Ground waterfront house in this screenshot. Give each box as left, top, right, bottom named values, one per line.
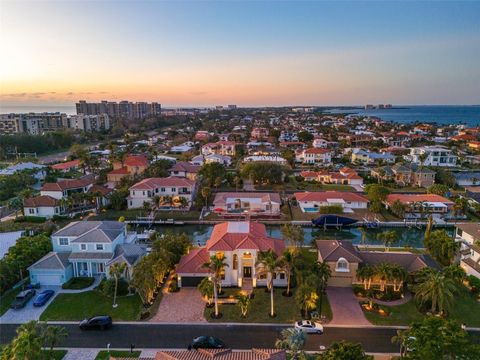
left=176, top=221, right=286, bottom=288
left=28, top=221, right=144, bottom=285
left=455, top=223, right=480, bottom=279
left=295, top=191, right=369, bottom=213
left=212, top=192, right=281, bottom=217
left=404, top=146, right=457, bottom=167
left=371, top=164, right=436, bottom=188
left=384, top=194, right=454, bottom=219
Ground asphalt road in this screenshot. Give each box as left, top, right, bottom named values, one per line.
left=0, top=323, right=401, bottom=353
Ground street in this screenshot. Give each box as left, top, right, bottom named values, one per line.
left=0, top=323, right=401, bottom=353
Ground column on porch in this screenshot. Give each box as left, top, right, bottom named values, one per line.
left=88, top=262, right=92, bottom=277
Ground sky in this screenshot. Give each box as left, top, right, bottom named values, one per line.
left=0, top=0, right=479, bottom=108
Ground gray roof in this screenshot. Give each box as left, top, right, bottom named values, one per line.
left=28, top=252, right=71, bottom=270
left=452, top=172, right=480, bottom=181
left=359, top=251, right=440, bottom=273
left=53, top=221, right=124, bottom=243
left=316, top=240, right=363, bottom=263
left=69, top=252, right=113, bottom=260
left=107, top=243, right=147, bottom=266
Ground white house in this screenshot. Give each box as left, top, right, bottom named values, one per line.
left=201, top=141, right=236, bottom=156
left=213, top=192, right=281, bottom=217
left=351, top=148, right=395, bottom=165
left=128, top=177, right=197, bottom=209
left=295, top=191, right=369, bottom=213
left=243, top=155, right=287, bottom=165
left=404, top=146, right=458, bottom=167
left=191, top=154, right=232, bottom=166
left=176, top=221, right=287, bottom=288
left=170, top=142, right=194, bottom=153
left=295, top=148, right=332, bottom=165
left=455, top=223, right=480, bottom=279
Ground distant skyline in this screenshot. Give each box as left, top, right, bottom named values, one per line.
left=1, top=1, right=479, bottom=107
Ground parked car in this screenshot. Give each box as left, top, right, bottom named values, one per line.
left=79, top=316, right=112, bottom=330
left=294, top=320, right=324, bottom=334
left=189, top=336, right=225, bottom=349
left=33, top=290, right=55, bottom=307
left=10, top=289, right=36, bottom=309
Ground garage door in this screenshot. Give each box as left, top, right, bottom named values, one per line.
left=36, top=274, right=62, bottom=286
left=180, top=276, right=204, bottom=287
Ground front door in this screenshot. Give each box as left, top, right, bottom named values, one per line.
left=243, top=266, right=252, bottom=278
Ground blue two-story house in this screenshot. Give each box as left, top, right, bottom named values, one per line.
left=28, top=221, right=145, bottom=286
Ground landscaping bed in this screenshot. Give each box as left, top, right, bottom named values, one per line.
left=95, top=350, right=141, bottom=360
left=39, top=290, right=143, bottom=321
left=62, top=277, right=94, bottom=290
left=353, top=284, right=404, bottom=302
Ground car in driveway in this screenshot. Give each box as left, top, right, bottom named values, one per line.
left=189, top=336, right=225, bottom=349
left=10, top=289, right=36, bottom=309
left=294, top=320, right=324, bottom=334
left=79, top=316, right=112, bottom=330
left=33, top=290, right=55, bottom=307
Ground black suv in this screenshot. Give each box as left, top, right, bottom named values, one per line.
left=189, top=336, right=225, bottom=350
left=79, top=316, right=113, bottom=330
left=10, top=289, right=36, bottom=309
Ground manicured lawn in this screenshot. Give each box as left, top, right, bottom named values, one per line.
left=40, top=349, right=68, bottom=360
left=363, top=286, right=480, bottom=327
left=0, top=287, right=21, bottom=316
left=40, top=290, right=143, bottom=321
left=62, top=277, right=94, bottom=290
left=95, top=350, right=141, bottom=360
left=205, top=287, right=332, bottom=324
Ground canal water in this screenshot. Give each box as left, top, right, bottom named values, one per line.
left=132, top=224, right=454, bottom=249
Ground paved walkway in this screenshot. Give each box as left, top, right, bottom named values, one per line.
left=63, top=349, right=98, bottom=360
left=150, top=280, right=206, bottom=323
left=59, top=276, right=102, bottom=294
left=326, top=286, right=370, bottom=326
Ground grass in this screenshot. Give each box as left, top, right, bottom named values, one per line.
left=363, top=286, right=480, bottom=327
left=62, top=277, right=94, bottom=290
left=205, top=286, right=332, bottom=324
left=0, top=287, right=21, bottom=316
left=39, top=290, right=143, bottom=321
left=95, top=350, right=141, bottom=360
left=40, top=350, right=68, bottom=360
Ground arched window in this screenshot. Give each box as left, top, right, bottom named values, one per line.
left=233, top=254, right=238, bottom=270
left=336, top=257, right=349, bottom=272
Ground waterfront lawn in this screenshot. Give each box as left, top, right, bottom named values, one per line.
left=0, top=287, right=21, bottom=316
left=40, top=290, right=142, bottom=321
left=95, top=350, right=141, bottom=360
left=62, top=277, right=94, bottom=290
left=363, top=286, right=480, bottom=327
left=205, top=287, right=332, bottom=324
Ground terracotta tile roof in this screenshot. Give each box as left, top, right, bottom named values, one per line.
left=124, top=155, right=149, bottom=167
left=170, top=162, right=201, bottom=173
left=176, top=247, right=210, bottom=274
left=24, top=195, right=59, bottom=207
left=153, top=348, right=285, bottom=360
left=304, top=148, right=330, bottom=154
left=51, top=159, right=80, bottom=171
left=130, top=177, right=196, bottom=190
left=385, top=194, right=453, bottom=205
left=299, top=171, right=318, bottom=178
left=41, top=175, right=94, bottom=192
left=295, top=191, right=369, bottom=203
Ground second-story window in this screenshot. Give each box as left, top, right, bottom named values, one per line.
left=59, top=238, right=68, bottom=246
left=96, top=244, right=104, bottom=251
left=81, top=244, right=87, bottom=251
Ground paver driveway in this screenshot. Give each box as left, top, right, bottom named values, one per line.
left=326, top=286, right=370, bottom=326
left=0, top=286, right=60, bottom=324
left=150, top=288, right=206, bottom=323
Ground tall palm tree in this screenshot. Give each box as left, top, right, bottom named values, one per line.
left=357, top=265, right=376, bottom=290
left=42, top=325, right=68, bottom=355
left=202, top=254, right=229, bottom=318
left=279, top=250, right=296, bottom=296
left=109, top=262, right=127, bottom=308
left=295, top=284, right=318, bottom=318
left=256, top=250, right=281, bottom=317
left=390, top=264, right=407, bottom=292
left=414, top=270, right=457, bottom=314
left=197, top=277, right=214, bottom=307
left=375, top=263, right=393, bottom=292
left=377, top=230, right=397, bottom=251
left=11, top=321, right=42, bottom=360
left=314, top=260, right=331, bottom=317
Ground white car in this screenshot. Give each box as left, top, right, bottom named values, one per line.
left=294, top=320, right=324, bottom=334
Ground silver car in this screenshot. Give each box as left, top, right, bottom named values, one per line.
left=294, top=320, right=324, bottom=334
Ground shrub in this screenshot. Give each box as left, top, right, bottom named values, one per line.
left=14, top=216, right=46, bottom=223
left=62, top=277, right=94, bottom=290
left=467, top=275, right=480, bottom=294
left=319, top=204, right=343, bottom=214
left=99, top=278, right=129, bottom=297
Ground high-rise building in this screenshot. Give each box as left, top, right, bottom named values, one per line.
left=76, top=100, right=161, bottom=120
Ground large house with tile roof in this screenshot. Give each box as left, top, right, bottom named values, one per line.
left=384, top=193, right=454, bottom=219
left=176, top=221, right=286, bottom=288
left=28, top=221, right=144, bottom=285
left=316, top=239, right=439, bottom=287
left=295, top=147, right=332, bottom=165
left=299, top=167, right=363, bottom=186
left=107, top=155, right=149, bottom=184
left=113, top=348, right=286, bottom=360
left=295, top=191, right=369, bottom=213
left=169, top=161, right=201, bottom=181
left=212, top=192, right=281, bottom=217
left=127, top=176, right=197, bottom=209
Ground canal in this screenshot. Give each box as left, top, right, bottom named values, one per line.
left=131, top=224, right=454, bottom=249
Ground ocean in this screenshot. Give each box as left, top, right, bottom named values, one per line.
left=324, top=105, right=480, bottom=127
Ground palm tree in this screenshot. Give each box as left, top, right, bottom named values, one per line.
left=11, top=321, right=42, bottom=360
left=375, top=263, right=393, bottom=292
left=202, top=254, right=229, bottom=318
left=357, top=265, right=376, bottom=290
left=237, top=293, right=250, bottom=318
left=197, top=277, right=214, bottom=307
left=109, top=262, right=127, bottom=308
left=390, top=264, right=407, bottom=292
left=201, top=187, right=211, bottom=209
left=314, top=260, right=331, bottom=318
left=359, top=227, right=367, bottom=248
left=256, top=250, right=281, bottom=317
left=275, top=328, right=306, bottom=358
left=279, top=250, right=296, bottom=296
left=178, top=196, right=189, bottom=211
left=42, top=325, right=68, bottom=355
left=377, top=230, right=397, bottom=251
left=281, top=224, right=304, bottom=251
left=295, top=284, right=318, bottom=318
left=414, top=270, right=457, bottom=314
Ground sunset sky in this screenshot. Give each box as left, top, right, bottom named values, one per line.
left=1, top=1, right=479, bottom=107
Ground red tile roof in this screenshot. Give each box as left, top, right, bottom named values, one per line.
left=108, top=167, right=130, bottom=175
left=304, top=148, right=330, bottom=154
left=295, top=191, right=369, bottom=203
left=176, top=247, right=210, bottom=274
left=51, top=159, right=80, bottom=171
left=24, top=195, right=59, bottom=207
left=129, top=177, right=196, bottom=190
left=386, top=194, right=453, bottom=205
left=124, top=155, right=149, bottom=167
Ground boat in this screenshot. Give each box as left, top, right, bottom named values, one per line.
left=312, top=215, right=358, bottom=227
